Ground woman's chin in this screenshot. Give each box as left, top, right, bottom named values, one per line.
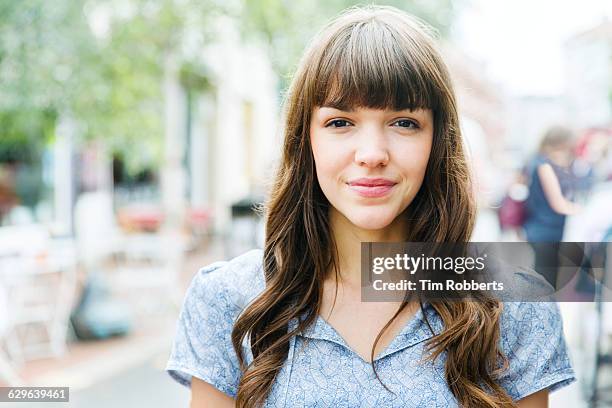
left=345, top=212, right=397, bottom=232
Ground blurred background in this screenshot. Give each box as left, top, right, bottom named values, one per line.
left=0, top=0, right=611, bottom=406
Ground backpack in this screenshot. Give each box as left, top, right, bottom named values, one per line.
left=498, top=183, right=528, bottom=229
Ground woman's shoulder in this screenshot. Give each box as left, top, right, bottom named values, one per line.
left=167, top=249, right=264, bottom=394
left=496, top=299, right=576, bottom=400
left=494, top=280, right=577, bottom=401
left=188, top=248, right=265, bottom=314
left=499, top=300, right=563, bottom=337
left=498, top=266, right=563, bottom=333
left=531, top=153, right=550, bottom=167
left=526, top=154, right=551, bottom=178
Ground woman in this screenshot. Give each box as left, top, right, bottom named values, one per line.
left=167, top=6, right=576, bottom=407
left=524, top=126, right=581, bottom=287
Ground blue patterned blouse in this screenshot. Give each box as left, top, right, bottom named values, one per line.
left=166, top=249, right=576, bottom=407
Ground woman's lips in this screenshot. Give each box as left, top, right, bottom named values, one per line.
left=347, top=178, right=397, bottom=198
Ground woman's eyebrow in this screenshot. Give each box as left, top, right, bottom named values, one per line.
left=317, top=105, right=431, bottom=120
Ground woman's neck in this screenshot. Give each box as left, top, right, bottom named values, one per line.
left=329, top=208, right=408, bottom=288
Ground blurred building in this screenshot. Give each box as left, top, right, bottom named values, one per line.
left=442, top=44, right=511, bottom=240
left=505, top=95, right=567, bottom=161
left=46, top=15, right=280, bottom=235
left=186, top=16, right=280, bottom=230
left=564, top=19, right=612, bottom=129
left=443, top=44, right=510, bottom=205
left=492, top=19, right=612, bottom=170
left=442, top=44, right=507, bottom=150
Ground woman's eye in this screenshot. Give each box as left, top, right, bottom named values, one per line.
left=393, top=119, right=419, bottom=129
left=325, top=119, right=352, bottom=128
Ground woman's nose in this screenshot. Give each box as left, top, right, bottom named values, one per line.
left=354, top=128, right=390, bottom=167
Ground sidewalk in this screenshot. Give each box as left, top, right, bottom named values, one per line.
left=16, top=318, right=175, bottom=391
left=13, top=350, right=189, bottom=408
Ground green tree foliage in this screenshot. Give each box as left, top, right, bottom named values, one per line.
left=0, top=0, right=220, bottom=173
left=0, top=109, right=56, bottom=163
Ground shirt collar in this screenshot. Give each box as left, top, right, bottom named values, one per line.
left=288, top=302, right=444, bottom=362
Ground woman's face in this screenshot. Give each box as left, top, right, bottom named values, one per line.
left=547, top=143, right=573, bottom=168
left=310, top=106, right=434, bottom=231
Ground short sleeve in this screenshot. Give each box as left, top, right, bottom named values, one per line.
left=166, top=261, right=242, bottom=398
left=497, top=301, right=577, bottom=402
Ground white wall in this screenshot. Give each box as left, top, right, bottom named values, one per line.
left=564, top=31, right=611, bottom=128
left=193, top=16, right=280, bottom=231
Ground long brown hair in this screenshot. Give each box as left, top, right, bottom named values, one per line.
left=232, top=6, right=515, bottom=407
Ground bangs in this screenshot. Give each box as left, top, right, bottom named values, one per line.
left=312, top=19, right=440, bottom=111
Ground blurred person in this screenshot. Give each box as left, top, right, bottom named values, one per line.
left=524, top=126, right=581, bottom=287
left=167, top=6, right=575, bottom=407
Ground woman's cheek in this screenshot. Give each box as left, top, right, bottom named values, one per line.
left=314, top=141, right=347, bottom=182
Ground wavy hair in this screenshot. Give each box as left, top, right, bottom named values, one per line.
left=232, top=6, right=515, bottom=407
